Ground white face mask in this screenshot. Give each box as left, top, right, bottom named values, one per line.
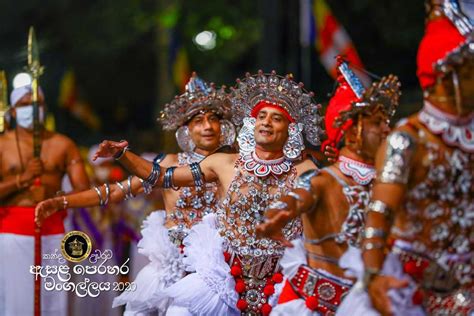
left=15, top=105, right=45, bottom=129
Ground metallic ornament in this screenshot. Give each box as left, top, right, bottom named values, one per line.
left=237, top=117, right=257, bottom=154
left=219, top=119, right=236, bottom=147
left=283, top=122, right=305, bottom=160
left=175, top=125, right=196, bottom=152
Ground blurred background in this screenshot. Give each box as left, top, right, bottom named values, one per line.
left=1, top=0, right=473, bottom=152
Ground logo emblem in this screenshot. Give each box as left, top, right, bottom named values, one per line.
left=61, top=230, right=92, bottom=262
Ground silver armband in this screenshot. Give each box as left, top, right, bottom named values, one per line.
left=287, top=191, right=303, bottom=202
left=103, top=182, right=110, bottom=205
left=362, top=241, right=385, bottom=251
left=356, top=267, right=381, bottom=292
left=268, top=201, right=288, bottom=210
left=367, top=200, right=393, bottom=219
left=93, top=186, right=104, bottom=206
left=189, top=162, right=204, bottom=187
left=143, top=155, right=162, bottom=194
left=115, top=181, right=129, bottom=201
left=363, top=227, right=387, bottom=239
left=294, top=169, right=319, bottom=192
left=378, top=131, right=416, bottom=184
left=163, top=166, right=179, bottom=190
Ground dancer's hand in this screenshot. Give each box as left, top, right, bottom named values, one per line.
left=324, top=145, right=339, bottom=163
left=368, top=275, right=409, bottom=316
left=256, top=197, right=295, bottom=247
left=93, top=140, right=128, bottom=161
left=35, top=197, right=62, bottom=226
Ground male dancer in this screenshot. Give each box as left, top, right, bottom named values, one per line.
left=338, top=1, right=474, bottom=315
left=256, top=58, right=401, bottom=315
left=40, top=70, right=325, bottom=315
left=36, top=73, right=235, bottom=315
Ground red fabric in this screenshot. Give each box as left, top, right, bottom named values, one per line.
left=323, top=75, right=359, bottom=151
left=277, top=280, right=300, bottom=304
left=0, top=206, right=66, bottom=236
left=250, top=101, right=295, bottom=123
left=417, top=17, right=466, bottom=89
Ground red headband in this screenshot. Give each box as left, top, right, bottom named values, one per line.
left=250, top=100, right=295, bottom=122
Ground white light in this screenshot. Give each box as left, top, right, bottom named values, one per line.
left=194, top=31, right=216, bottom=50
left=13, top=73, right=32, bottom=89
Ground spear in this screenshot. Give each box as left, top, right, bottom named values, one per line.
left=0, top=71, right=7, bottom=133
left=27, top=26, right=44, bottom=157
left=26, top=26, right=44, bottom=316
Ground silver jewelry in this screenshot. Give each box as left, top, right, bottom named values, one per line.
left=362, top=241, right=385, bottom=251
left=295, top=169, right=319, bottom=192
left=268, top=201, right=288, bottom=210
left=103, top=182, right=110, bottom=205
left=356, top=267, right=381, bottom=292
left=378, top=131, right=416, bottom=184
left=283, top=122, right=305, bottom=160
left=94, top=186, right=104, bottom=206
left=237, top=117, right=256, bottom=154
left=189, top=162, right=204, bottom=187
left=128, top=176, right=137, bottom=199
left=114, top=144, right=130, bottom=160
left=287, top=191, right=303, bottom=202
left=143, top=156, right=162, bottom=194
left=367, top=200, right=393, bottom=219
left=363, top=227, right=387, bottom=239
left=219, top=119, right=236, bottom=147
left=175, top=126, right=196, bottom=152
left=116, top=181, right=129, bottom=200
left=163, top=166, right=179, bottom=190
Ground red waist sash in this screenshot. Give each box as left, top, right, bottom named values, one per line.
left=0, top=206, right=65, bottom=236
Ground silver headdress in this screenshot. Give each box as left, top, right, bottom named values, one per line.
left=428, top=0, right=473, bottom=73
left=158, top=72, right=235, bottom=152
left=335, top=58, right=401, bottom=127
left=231, top=70, right=324, bottom=147
left=158, top=72, right=232, bottom=130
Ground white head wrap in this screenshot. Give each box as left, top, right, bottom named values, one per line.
left=10, top=85, right=44, bottom=107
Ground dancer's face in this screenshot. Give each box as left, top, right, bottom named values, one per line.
left=456, top=61, right=474, bottom=114
left=254, top=107, right=290, bottom=152
left=187, top=111, right=222, bottom=152
left=347, top=109, right=391, bottom=159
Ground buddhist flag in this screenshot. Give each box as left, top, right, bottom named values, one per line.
left=58, top=70, right=101, bottom=130
left=300, top=0, right=370, bottom=84
left=169, top=30, right=191, bottom=93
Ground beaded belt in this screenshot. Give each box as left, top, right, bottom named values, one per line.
left=393, top=244, right=461, bottom=293
left=393, top=245, right=473, bottom=314
left=289, top=265, right=352, bottom=315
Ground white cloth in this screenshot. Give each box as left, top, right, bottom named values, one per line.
left=164, top=214, right=239, bottom=316
left=0, top=233, right=67, bottom=316
left=112, top=211, right=185, bottom=315
left=10, top=85, right=44, bottom=107
left=336, top=247, right=424, bottom=316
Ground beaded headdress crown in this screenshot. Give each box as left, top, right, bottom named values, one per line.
left=335, top=60, right=401, bottom=128
left=158, top=72, right=231, bottom=131
left=230, top=70, right=324, bottom=146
